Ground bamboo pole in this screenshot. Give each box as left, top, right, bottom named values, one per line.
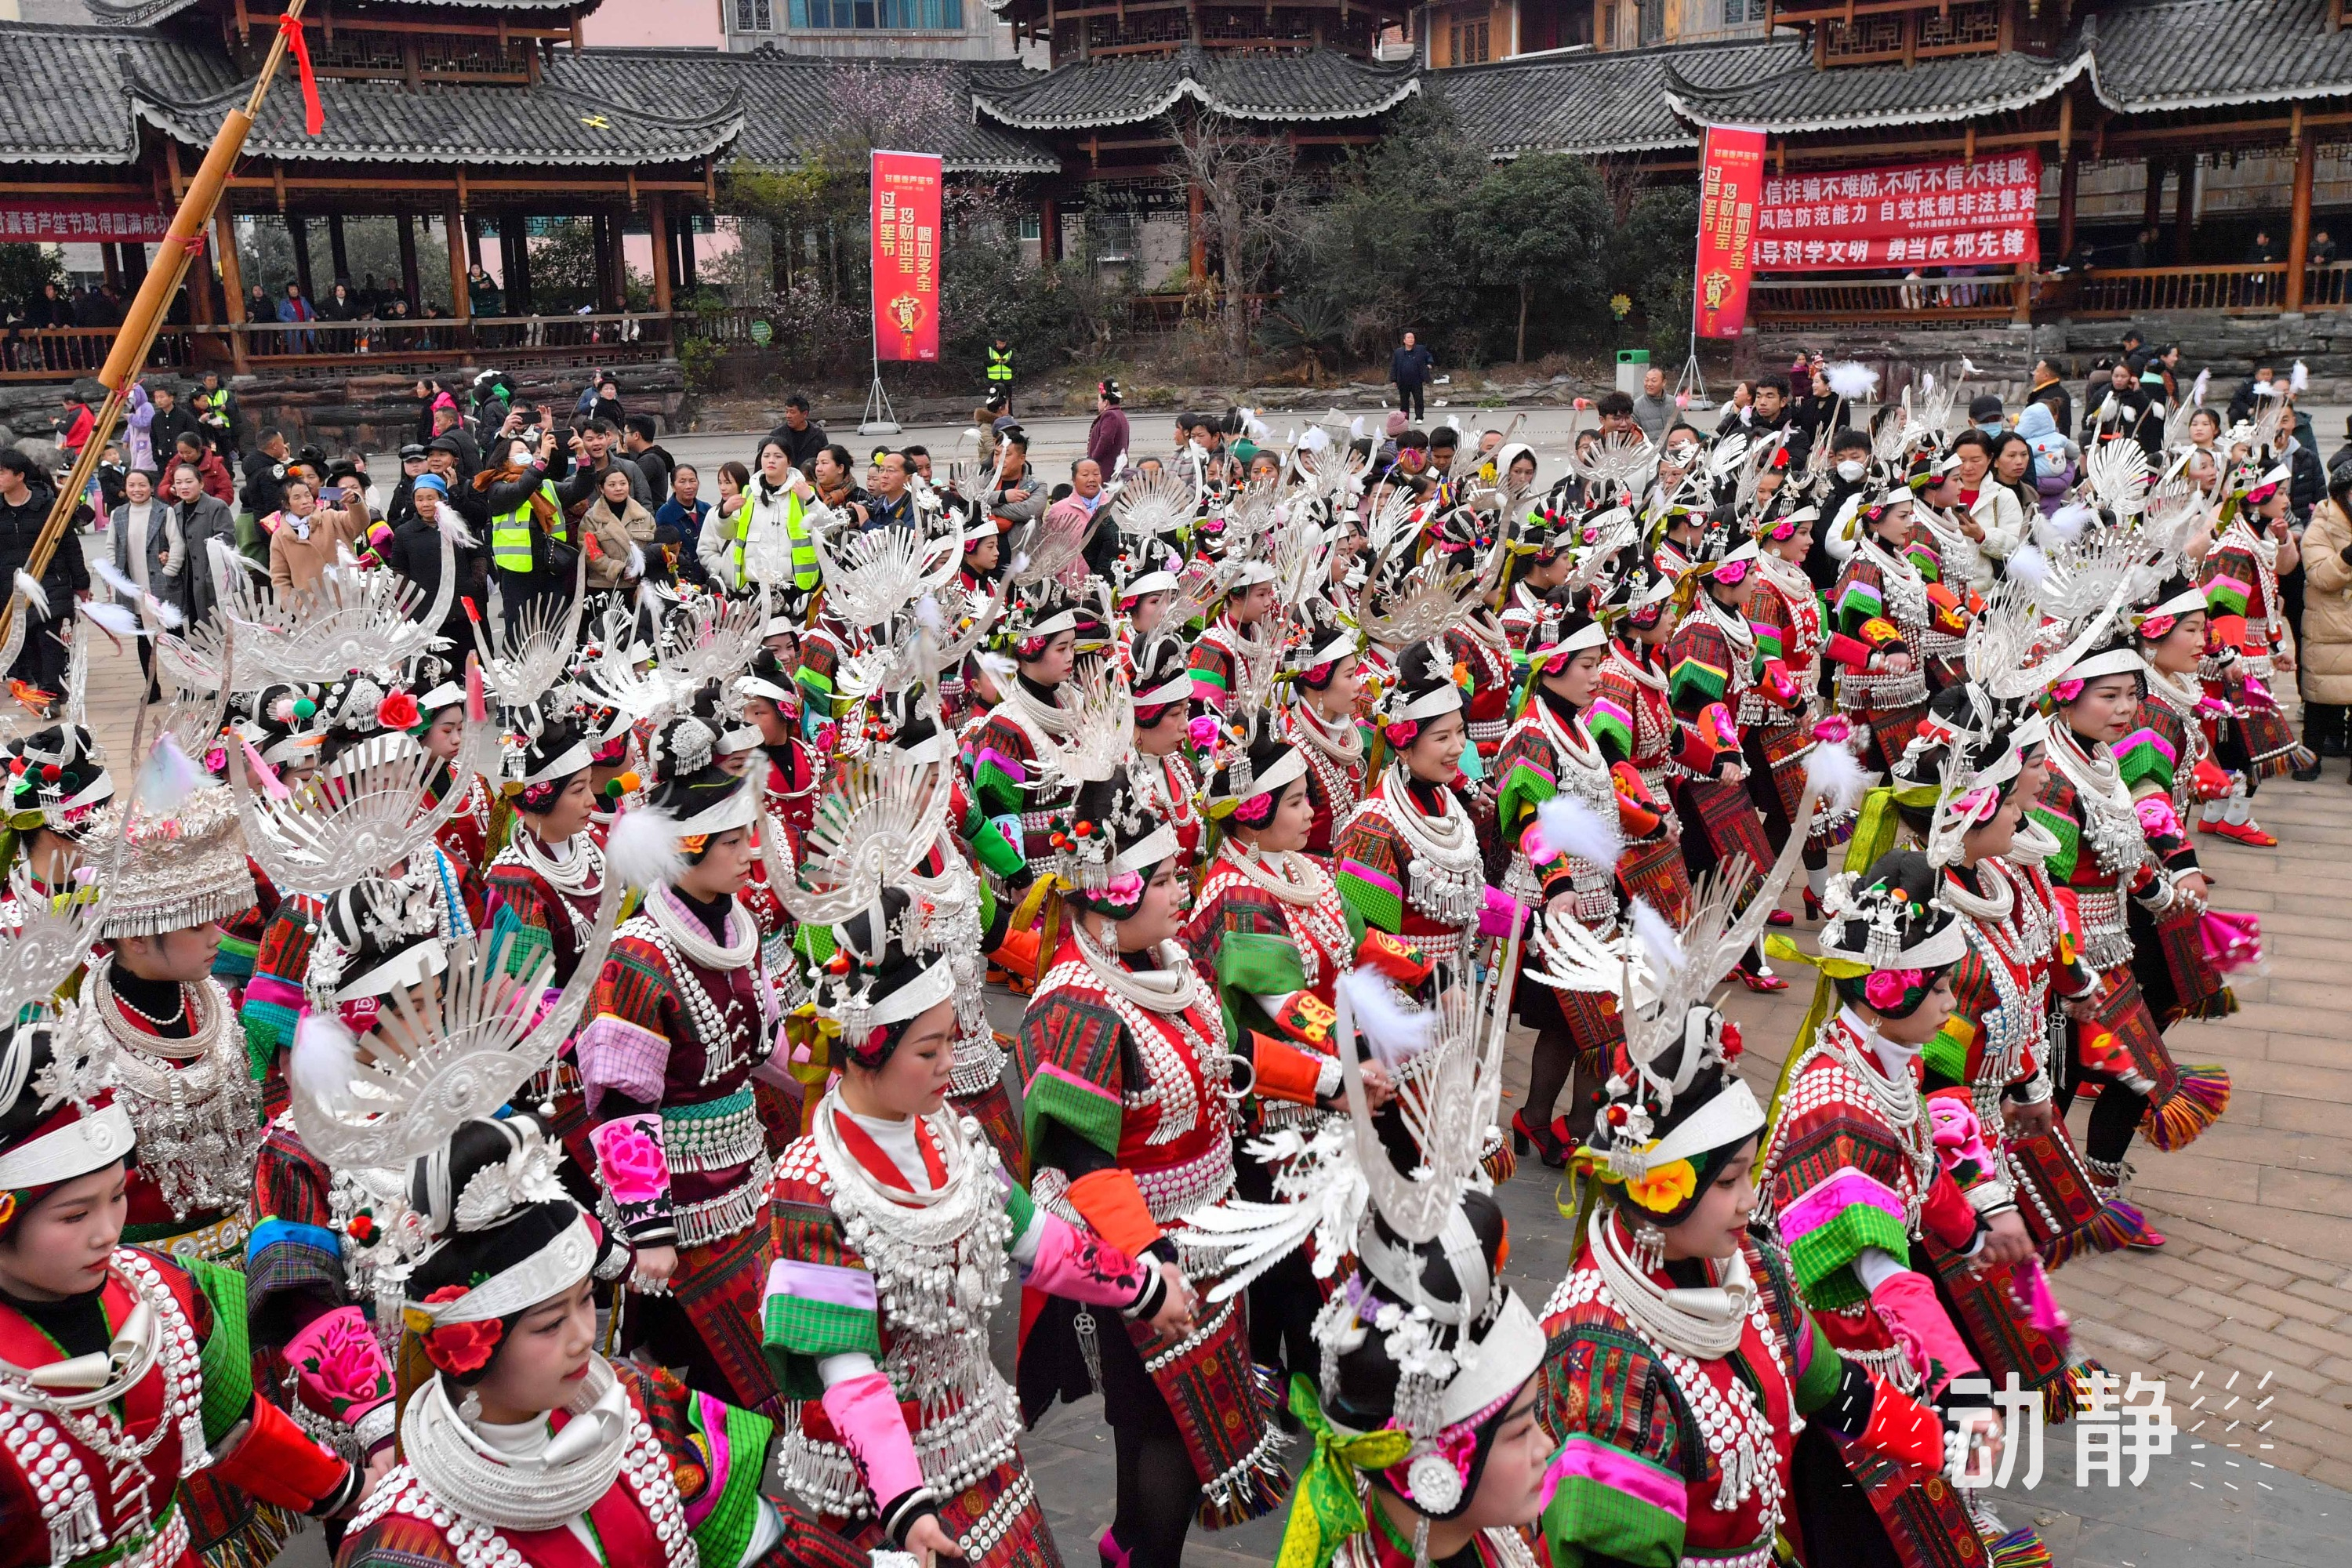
left=1, top=0, right=310, bottom=658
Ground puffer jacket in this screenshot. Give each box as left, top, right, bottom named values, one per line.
left=2299, top=499, right=2352, bottom=705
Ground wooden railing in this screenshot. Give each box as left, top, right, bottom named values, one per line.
left=2056, top=264, right=2288, bottom=318
left=1749, top=275, right=2020, bottom=325
left=0, top=326, right=200, bottom=380
left=0, top=314, right=676, bottom=381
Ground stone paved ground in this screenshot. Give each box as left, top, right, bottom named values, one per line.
left=70, top=531, right=2352, bottom=1566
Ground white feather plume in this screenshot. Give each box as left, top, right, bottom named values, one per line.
left=2005, top=543, right=2049, bottom=586
left=1628, top=897, right=1687, bottom=973
left=2188, top=368, right=2210, bottom=408
left=1803, top=740, right=1869, bottom=815
left=1335, top=965, right=1436, bottom=1067
left=2044, top=504, right=2093, bottom=545
left=604, top=805, right=688, bottom=891
left=1827, top=361, right=1880, bottom=401
left=1920, top=372, right=1936, bottom=396
left=12, top=571, right=47, bottom=621
left=289, top=1007, right=364, bottom=1118
left=1960, top=356, right=1980, bottom=377
left=438, top=510, right=478, bottom=546
left=1534, top=793, right=1623, bottom=870
left=78, top=600, right=138, bottom=636
left=2292, top=361, right=2310, bottom=395
left=136, top=735, right=204, bottom=815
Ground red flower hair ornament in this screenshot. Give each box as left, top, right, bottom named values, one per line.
left=412, top=1285, right=503, bottom=1375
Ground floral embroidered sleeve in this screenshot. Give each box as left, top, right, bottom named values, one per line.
left=579, top=933, right=682, bottom=1243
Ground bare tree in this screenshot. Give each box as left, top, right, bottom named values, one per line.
left=1166, top=111, right=1309, bottom=373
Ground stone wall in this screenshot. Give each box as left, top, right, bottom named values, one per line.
left=1749, top=310, right=2352, bottom=405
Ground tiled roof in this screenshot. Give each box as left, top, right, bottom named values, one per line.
left=84, top=0, right=575, bottom=20
left=1661, top=42, right=2090, bottom=132
left=0, top=23, right=235, bottom=162
left=555, top=48, right=1055, bottom=172
left=127, top=59, right=746, bottom=165
left=1441, top=37, right=1802, bottom=157
left=971, top=44, right=1419, bottom=130
left=2088, top=0, right=2352, bottom=111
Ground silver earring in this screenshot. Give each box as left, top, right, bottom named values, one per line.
left=458, top=1388, right=482, bottom=1424
left=1631, top=1220, right=1667, bottom=1274
left=1099, top=918, right=1118, bottom=949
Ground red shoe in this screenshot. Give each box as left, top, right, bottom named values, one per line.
left=2209, top=819, right=2278, bottom=848
left=1802, top=887, right=1823, bottom=920
left=1766, top=907, right=1795, bottom=927
left=2128, top=1225, right=2169, bottom=1250
left=1510, top=1109, right=1569, bottom=1169
left=1733, top=965, right=1789, bottom=993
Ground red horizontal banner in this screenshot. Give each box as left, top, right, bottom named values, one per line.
left=0, top=200, right=172, bottom=244
left=1753, top=151, right=2041, bottom=272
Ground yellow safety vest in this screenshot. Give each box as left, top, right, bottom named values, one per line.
left=986, top=346, right=1013, bottom=383
left=491, top=480, right=559, bottom=575
left=731, top=489, right=819, bottom=593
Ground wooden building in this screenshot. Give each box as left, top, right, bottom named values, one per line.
left=6, top=0, right=2352, bottom=397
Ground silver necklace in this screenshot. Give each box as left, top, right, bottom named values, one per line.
left=1371, top=766, right=1483, bottom=928
left=2052, top=727, right=2146, bottom=877
left=89, top=960, right=257, bottom=1219
left=1218, top=843, right=1352, bottom=993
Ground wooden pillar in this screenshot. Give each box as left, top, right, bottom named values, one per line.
left=464, top=213, right=485, bottom=270
left=503, top=212, right=533, bottom=315
left=122, top=241, right=147, bottom=292
left=445, top=203, right=472, bottom=341
left=2172, top=154, right=2195, bottom=263
left=2011, top=263, right=2032, bottom=325
left=1039, top=197, right=1061, bottom=264
left=646, top=192, right=673, bottom=319
left=397, top=213, right=422, bottom=312
left=2141, top=157, right=2165, bottom=240
left=215, top=206, right=249, bottom=375
left=100, top=244, right=122, bottom=291
left=1187, top=183, right=1205, bottom=285
left=679, top=215, right=698, bottom=291
left=326, top=213, right=350, bottom=284
left=2287, top=129, right=2317, bottom=313
left=2057, top=147, right=2080, bottom=262
left=289, top=213, right=318, bottom=304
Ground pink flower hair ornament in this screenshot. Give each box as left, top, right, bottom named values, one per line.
left=1863, top=967, right=1925, bottom=1011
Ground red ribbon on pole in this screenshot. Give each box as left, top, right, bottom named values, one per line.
left=279, top=13, right=325, bottom=136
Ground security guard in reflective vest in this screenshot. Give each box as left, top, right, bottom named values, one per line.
left=484, top=443, right=569, bottom=634
left=986, top=337, right=1014, bottom=414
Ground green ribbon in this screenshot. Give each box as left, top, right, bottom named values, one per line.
left=1276, top=1374, right=1415, bottom=1568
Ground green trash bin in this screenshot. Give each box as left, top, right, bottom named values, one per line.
left=1615, top=349, right=1651, bottom=397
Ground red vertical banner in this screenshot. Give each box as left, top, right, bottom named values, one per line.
left=871, top=150, right=943, bottom=363
left=1693, top=126, right=1766, bottom=339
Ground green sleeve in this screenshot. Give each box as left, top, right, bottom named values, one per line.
left=685, top=1394, right=775, bottom=1568
left=188, top=1255, right=255, bottom=1446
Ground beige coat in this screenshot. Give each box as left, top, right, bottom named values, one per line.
left=2300, top=499, right=2352, bottom=705
left=267, top=499, right=368, bottom=600
left=583, top=494, right=656, bottom=590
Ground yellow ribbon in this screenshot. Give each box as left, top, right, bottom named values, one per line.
left=1276, top=1374, right=1415, bottom=1568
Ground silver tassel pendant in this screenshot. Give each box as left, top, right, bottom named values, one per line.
left=1074, top=1308, right=1103, bottom=1395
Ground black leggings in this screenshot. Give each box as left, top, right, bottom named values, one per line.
left=2051, top=1047, right=2149, bottom=1167
left=1107, top=1370, right=1201, bottom=1568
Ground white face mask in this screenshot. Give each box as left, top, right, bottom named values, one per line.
left=1837, top=459, right=1867, bottom=482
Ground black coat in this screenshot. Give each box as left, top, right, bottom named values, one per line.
left=1388, top=344, right=1434, bottom=387
left=386, top=513, right=486, bottom=631
left=147, top=405, right=202, bottom=468
left=241, top=449, right=291, bottom=517
left=762, top=420, right=828, bottom=474
left=0, top=484, right=90, bottom=604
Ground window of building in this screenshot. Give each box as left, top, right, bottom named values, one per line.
left=1720, top=0, right=1766, bottom=23
left=736, top=0, right=773, bottom=29
left=790, top=0, right=961, bottom=26
left=1448, top=16, right=1490, bottom=62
